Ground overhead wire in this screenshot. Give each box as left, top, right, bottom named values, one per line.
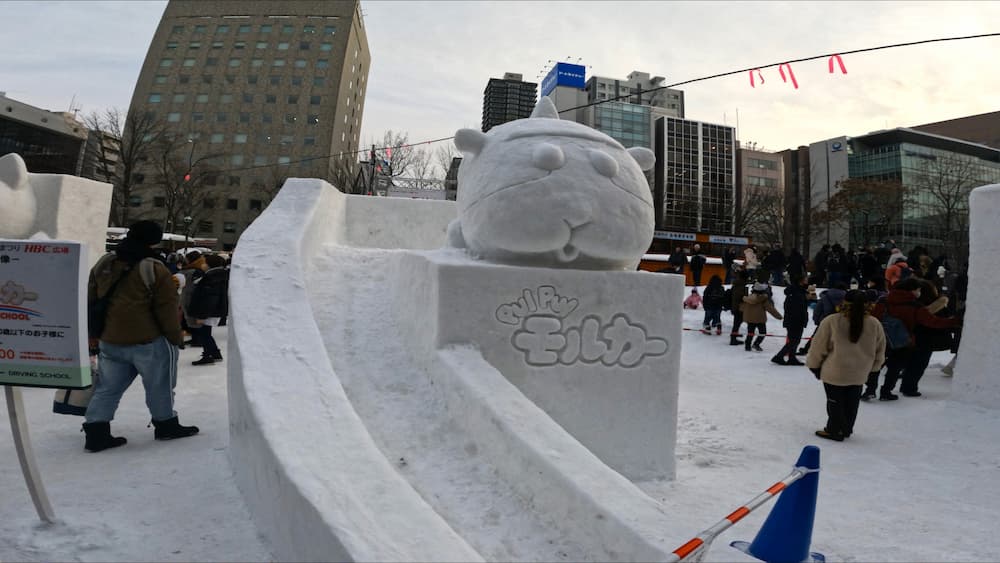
left=202, top=32, right=1000, bottom=176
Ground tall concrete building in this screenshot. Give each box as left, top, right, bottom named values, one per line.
left=584, top=71, right=684, bottom=118
left=1, top=92, right=90, bottom=176
left=481, top=72, right=537, bottom=132
left=735, top=146, right=784, bottom=245
left=127, top=0, right=370, bottom=250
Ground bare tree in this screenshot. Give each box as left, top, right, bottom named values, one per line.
left=910, top=154, right=979, bottom=263
left=433, top=143, right=461, bottom=180
left=737, top=187, right=784, bottom=246
left=366, top=130, right=434, bottom=179
left=810, top=177, right=909, bottom=248
left=83, top=108, right=162, bottom=226
left=141, top=133, right=224, bottom=236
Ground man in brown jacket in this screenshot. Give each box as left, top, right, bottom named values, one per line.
left=83, top=221, right=199, bottom=452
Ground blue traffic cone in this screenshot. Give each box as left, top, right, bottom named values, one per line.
left=731, top=445, right=825, bottom=562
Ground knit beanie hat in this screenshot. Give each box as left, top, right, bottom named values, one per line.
left=125, top=220, right=163, bottom=247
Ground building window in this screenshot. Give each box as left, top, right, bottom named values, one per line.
left=171, top=25, right=183, bottom=34
left=261, top=113, right=272, bottom=123
left=272, top=59, right=285, bottom=67
left=229, top=176, right=241, bottom=187
left=224, top=222, right=237, bottom=233
left=247, top=75, right=258, bottom=85
left=193, top=25, right=206, bottom=34
left=235, top=133, right=248, bottom=144
left=205, top=57, right=218, bottom=66
left=254, top=155, right=267, bottom=166
left=260, top=24, right=272, bottom=33
left=166, top=41, right=178, bottom=50
left=324, top=26, right=336, bottom=35
left=167, top=112, right=181, bottom=122
left=313, top=77, right=325, bottom=86
left=211, top=41, right=223, bottom=49
left=183, top=58, right=196, bottom=67
left=256, top=41, right=267, bottom=49
left=225, top=74, right=236, bottom=84
left=238, top=24, right=251, bottom=33
left=221, top=94, right=233, bottom=103
left=127, top=195, right=142, bottom=207
left=233, top=41, right=246, bottom=50
left=270, top=75, right=281, bottom=85
left=287, top=95, right=299, bottom=104
left=192, top=112, right=204, bottom=122
left=243, top=93, right=254, bottom=103
left=226, top=198, right=239, bottom=210
left=277, top=42, right=289, bottom=50
left=250, top=199, right=263, bottom=210
left=280, top=135, right=293, bottom=145
left=231, top=154, right=244, bottom=165
left=211, top=133, right=224, bottom=143
left=303, top=25, right=316, bottom=34
left=198, top=221, right=214, bottom=234
left=278, top=156, right=291, bottom=165
left=310, top=95, right=321, bottom=105
left=239, top=112, right=250, bottom=123
left=154, top=75, right=167, bottom=84
left=291, top=76, right=303, bottom=86
left=251, top=58, right=263, bottom=67
left=154, top=196, right=166, bottom=208
left=263, top=94, right=275, bottom=104
left=216, top=112, right=227, bottom=123
left=258, top=133, right=272, bottom=144
left=294, top=59, right=307, bottom=68
left=307, top=115, right=319, bottom=124
left=300, top=41, right=310, bottom=50
left=159, top=58, right=173, bottom=67
left=196, top=93, right=209, bottom=103
left=229, top=58, right=241, bottom=67
left=201, top=74, right=213, bottom=84
left=304, top=136, right=315, bottom=146
left=203, top=198, right=216, bottom=209
left=747, top=157, right=778, bottom=170
left=216, top=24, right=229, bottom=34
left=172, top=94, right=186, bottom=103
left=282, top=25, right=294, bottom=34
left=284, top=114, right=296, bottom=124
left=148, top=93, right=162, bottom=103
left=316, top=59, right=329, bottom=69
left=189, top=41, right=201, bottom=50
left=320, top=42, right=332, bottom=52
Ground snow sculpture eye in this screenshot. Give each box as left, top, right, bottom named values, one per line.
left=532, top=142, right=565, bottom=171
left=588, top=149, right=619, bottom=178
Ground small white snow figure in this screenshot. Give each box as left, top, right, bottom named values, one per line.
left=448, top=97, right=655, bottom=270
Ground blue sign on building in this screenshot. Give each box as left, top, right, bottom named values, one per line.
left=540, top=62, right=586, bottom=97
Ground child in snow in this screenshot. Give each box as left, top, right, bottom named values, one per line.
left=684, top=288, right=702, bottom=310
left=700, top=275, right=726, bottom=334
left=741, top=282, right=783, bottom=352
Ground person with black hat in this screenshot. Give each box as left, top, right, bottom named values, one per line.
left=84, top=220, right=199, bottom=452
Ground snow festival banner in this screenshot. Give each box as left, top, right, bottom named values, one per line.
left=0, top=240, right=90, bottom=389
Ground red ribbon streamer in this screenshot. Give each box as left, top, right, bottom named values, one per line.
left=778, top=63, right=799, bottom=89
left=828, top=54, right=848, bottom=74
left=748, top=68, right=765, bottom=88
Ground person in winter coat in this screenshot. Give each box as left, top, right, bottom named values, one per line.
left=772, top=274, right=809, bottom=366
left=797, top=282, right=848, bottom=355
left=729, top=270, right=750, bottom=346
left=807, top=290, right=886, bottom=441
left=866, top=277, right=960, bottom=399
left=813, top=245, right=831, bottom=286
left=763, top=246, right=787, bottom=286
left=743, top=246, right=760, bottom=279
left=787, top=249, right=806, bottom=281
left=722, top=247, right=737, bottom=284
left=182, top=253, right=227, bottom=366
left=683, top=288, right=702, bottom=310
left=701, top=275, right=726, bottom=335
left=742, top=282, right=783, bottom=352
left=84, top=221, right=199, bottom=452
left=669, top=247, right=688, bottom=274
left=690, top=244, right=707, bottom=287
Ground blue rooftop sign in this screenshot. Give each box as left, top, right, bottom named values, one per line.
left=540, top=62, right=586, bottom=97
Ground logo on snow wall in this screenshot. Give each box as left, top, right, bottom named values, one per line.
left=495, top=285, right=668, bottom=368
left=0, top=280, right=41, bottom=321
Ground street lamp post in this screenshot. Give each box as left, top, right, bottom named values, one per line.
left=183, top=215, right=193, bottom=250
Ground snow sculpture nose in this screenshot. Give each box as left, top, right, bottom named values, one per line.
left=533, top=142, right=565, bottom=171
left=588, top=149, right=619, bottom=178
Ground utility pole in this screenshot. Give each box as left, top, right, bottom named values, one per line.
left=368, top=145, right=376, bottom=196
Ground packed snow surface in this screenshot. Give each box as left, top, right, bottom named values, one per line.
left=3, top=272, right=999, bottom=561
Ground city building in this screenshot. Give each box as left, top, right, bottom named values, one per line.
left=0, top=92, right=90, bottom=176
left=481, top=72, right=536, bottom=132
left=444, top=156, right=461, bottom=201
left=912, top=110, right=1000, bottom=150
left=797, top=128, right=1000, bottom=260
left=584, top=71, right=684, bottom=118
left=126, top=0, right=370, bottom=250
left=735, top=145, right=784, bottom=246
left=779, top=146, right=810, bottom=252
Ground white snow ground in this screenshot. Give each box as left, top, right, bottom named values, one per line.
left=3, top=270, right=1000, bottom=562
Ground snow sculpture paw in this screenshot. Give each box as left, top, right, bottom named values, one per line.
left=448, top=97, right=655, bottom=270
left=0, top=153, right=38, bottom=238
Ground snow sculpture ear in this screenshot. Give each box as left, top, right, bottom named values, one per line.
left=627, top=147, right=655, bottom=171
left=454, top=128, right=487, bottom=156
left=0, top=152, right=30, bottom=192
left=531, top=97, right=560, bottom=119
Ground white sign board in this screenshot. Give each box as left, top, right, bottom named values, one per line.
left=0, top=239, right=90, bottom=389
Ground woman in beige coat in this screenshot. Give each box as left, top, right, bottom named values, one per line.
left=806, top=290, right=886, bottom=441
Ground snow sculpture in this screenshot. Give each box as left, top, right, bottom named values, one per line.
left=448, top=97, right=655, bottom=270
left=953, top=183, right=1000, bottom=408
left=0, top=153, right=113, bottom=266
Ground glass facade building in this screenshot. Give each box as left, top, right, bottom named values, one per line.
left=661, top=117, right=735, bottom=233
left=592, top=102, right=650, bottom=148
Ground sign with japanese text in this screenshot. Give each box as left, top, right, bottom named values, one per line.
left=0, top=239, right=90, bottom=389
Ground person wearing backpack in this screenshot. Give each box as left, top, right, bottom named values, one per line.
left=701, top=275, right=726, bottom=335
left=806, top=290, right=886, bottom=441
left=884, top=250, right=912, bottom=289
left=867, top=277, right=960, bottom=400
left=182, top=253, right=228, bottom=366
left=741, top=282, right=783, bottom=352
left=84, top=221, right=199, bottom=452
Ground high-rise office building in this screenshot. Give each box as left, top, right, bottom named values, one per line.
left=481, top=72, right=537, bottom=132
left=585, top=71, right=684, bottom=118
left=127, top=0, right=370, bottom=249
left=659, top=117, right=736, bottom=233
left=0, top=92, right=90, bottom=176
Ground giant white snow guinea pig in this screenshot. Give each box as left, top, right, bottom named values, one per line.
left=447, top=96, right=655, bottom=270
left=0, top=153, right=38, bottom=238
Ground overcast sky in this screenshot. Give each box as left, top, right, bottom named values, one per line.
left=2, top=1, right=998, bottom=156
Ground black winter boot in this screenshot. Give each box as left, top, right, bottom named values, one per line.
left=730, top=335, right=743, bottom=346
left=753, top=335, right=765, bottom=352
left=153, top=417, right=200, bottom=440
left=82, top=422, right=127, bottom=452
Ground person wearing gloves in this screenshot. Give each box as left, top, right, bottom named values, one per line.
left=741, top=282, right=782, bottom=352
left=683, top=288, right=702, bottom=310
left=806, top=290, right=886, bottom=442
